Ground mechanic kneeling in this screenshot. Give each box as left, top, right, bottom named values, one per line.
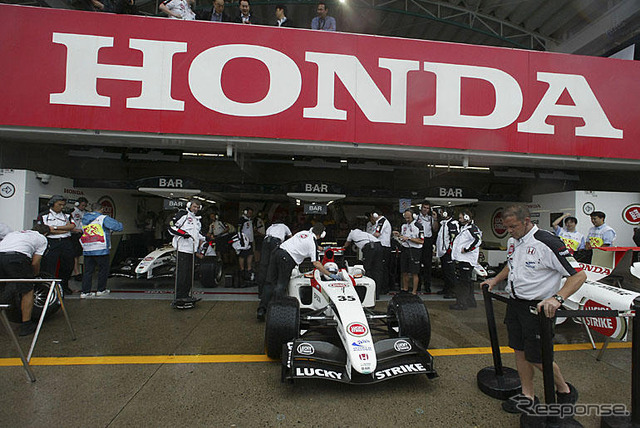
left=257, top=223, right=335, bottom=321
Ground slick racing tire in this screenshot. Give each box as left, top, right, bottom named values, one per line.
left=265, top=296, right=300, bottom=359
left=387, top=294, right=431, bottom=349
left=200, top=260, right=223, bottom=288
left=6, top=280, right=61, bottom=323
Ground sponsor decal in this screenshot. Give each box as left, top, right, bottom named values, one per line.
left=295, top=367, right=343, bottom=380
left=299, top=233, right=308, bottom=239
left=525, top=261, right=536, bottom=268
left=579, top=264, right=612, bottom=275
left=622, top=204, right=640, bottom=225
left=582, top=202, right=595, bottom=216
left=329, top=283, right=348, bottom=288
left=144, top=256, right=154, bottom=261
left=286, top=342, right=293, bottom=368
left=313, top=293, right=322, bottom=304
left=491, top=208, right=507, bottom=239
left=374, top=363, right=426, bottom=380
left=0, top=182, right=16, bottom=198
left=98, top=195, right=116, bottom=219
left=359, top=353, right=369, bottom=361
left=393, top=340, right=412, bottom=352
left=347, top=322, right=368, bottom=337
left=582, top=299, right=626, bottom=339
left=296, top=343, right=315, bottom=356
left=526, top=247, right=536, bottom=255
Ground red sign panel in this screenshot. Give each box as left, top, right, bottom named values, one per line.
left=1, top=5, right=640, bottom=159
left=622, top=204, right=640, bottom=225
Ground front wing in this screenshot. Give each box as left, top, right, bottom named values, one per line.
left=282, top=337, right=437, bottom=384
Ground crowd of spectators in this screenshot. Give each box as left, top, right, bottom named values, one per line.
left=81, top=0, right=338, bottom=31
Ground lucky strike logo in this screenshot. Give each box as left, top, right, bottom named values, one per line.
left=491, top=208, right=507, bottom=239
left=347, top=322, right=368, bottom=337
left=296, top=343, right=315, bottom=355
left=622, top=204, right=640, bottom=225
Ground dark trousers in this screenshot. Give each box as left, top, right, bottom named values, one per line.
left=41, top=238, right=74, bottom=289
left=259, top=248, right=296, bottom=311
left=0, top=253, right=34, bottom=304
left=440, top=252, right=455, bottom=294
left=420, top=236, right=434, bottom=288
left=176, top=251, right=195, bottom=300
left=82, top=255, right=110, bottom=293
left=454, top=261, right=475, bottom=308
left=379, top=246, right=391, bottom=293
left=256, top=236, right=281, bottom=296
left=362, top=242, right=383, bottom=298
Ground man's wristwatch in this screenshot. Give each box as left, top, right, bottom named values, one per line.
left=54, top=226, right=58, bottom=230
left=552, top=294, right=564, bottom=304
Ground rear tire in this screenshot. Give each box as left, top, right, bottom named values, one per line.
left=200, top=260, right=223, bottom=288
left=6, top=281, right=61, bottom=323
left=387, top=294, right=431, bottom=349
left=265, top=296, right=300, bottom=359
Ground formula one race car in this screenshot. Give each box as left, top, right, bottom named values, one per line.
left=265, top=248, right=438, bottom=384
left=110, top=244, right=223, bottom=287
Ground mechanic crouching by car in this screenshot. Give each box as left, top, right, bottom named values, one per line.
left=481, top=204, right=585, bottom=424
left=168, top=199, right=205, bottom=309
left=0, top=224, right=50, bottom=336
left=257, top=223, right=335, bottom=321
left=343, top=228, right=383, bottom=299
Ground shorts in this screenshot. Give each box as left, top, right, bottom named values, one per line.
left=71, top=233, right=83, bottom=257
left=238, top=245, right=253, bottom=259
left=504, top=298, right=550, bottom=364
left=0, top=253, right=35, bottom=303
left=400, top=247, right=421, bottom=274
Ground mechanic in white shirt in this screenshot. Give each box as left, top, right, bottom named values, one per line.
left=257, top=223, right=334, bottom=321
left=395, top=210, right=424, bottom=295
left=256, top=221, right=292, bottom=298
left=37, top=195, right=76, bottom=296
left=238, top=208, right=255, bottom=286
left=344, top=228, right=383, bottom=298
left=0, top=224, right=50, bottom=336
left=450, top=210, right=482, bottom=310
left=70, top=197, right=89, bottom=280
left=168, top=199, right=205, bottom=308
left=370, top=211, right=392, bottom=294
left=435, top=210, right=459, bottom=299
left=418, top=200, right=439, bottom=293
left=482, top=205, right=585, bottom=416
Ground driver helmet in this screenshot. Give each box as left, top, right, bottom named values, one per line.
left=323, top=262, right=339, bottom=280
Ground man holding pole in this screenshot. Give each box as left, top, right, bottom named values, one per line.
left=481, top=204, right=586, bottom=420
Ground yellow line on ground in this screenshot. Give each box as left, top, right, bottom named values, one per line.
left=0, top=342, right=630, bottom=367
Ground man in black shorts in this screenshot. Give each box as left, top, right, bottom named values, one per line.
left=0, top=224, right=50, bottom=336
left=482, top=205, right=586, bottom=422
left=396, top=209, right=424, bottom=295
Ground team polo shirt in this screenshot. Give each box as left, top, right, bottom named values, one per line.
left=400, top=221, right=423, bottom=249
left=0, top=230, right=48, bottom=258
left=240, top=216, right=254, bottom=243
left=280, top=230, right=318, bottom=265
left=436, top=218, right=460, bottom=258
left=346, top=229, right=380, bottom=250
left=554, top=226, right=585, bottom=251
left=587, top=224, right=616, bottom=248
left=451, top=222, right=482, bottom=266
left=71, top=207, right=86, bottom=230
left=266, top=223, right=292, bottom=241
left=418, top=213, right=434, bottom=238
left=39, top=210, right=73, bottom=239
left=506, top=225, right=581, bottom=301
left=374, top=217, right=392, bottom=247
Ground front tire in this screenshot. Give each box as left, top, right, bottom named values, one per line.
left=387, top=294, right=431, bottom=349
left=265, top=297, right=300, bottom=359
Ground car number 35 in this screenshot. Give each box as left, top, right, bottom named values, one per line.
left=337, top=296, right=357, bottom=301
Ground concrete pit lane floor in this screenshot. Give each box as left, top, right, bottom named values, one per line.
left=0, top=278, right=632, bottom=427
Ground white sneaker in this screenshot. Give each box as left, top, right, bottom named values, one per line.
left=80, top=292, right=95, bottom=299
left=96, top=290, right=111, bottom=297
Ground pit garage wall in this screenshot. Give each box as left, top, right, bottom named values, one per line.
left=532, top=191, right=640, bottom=247
left=0, top=169, right=149, bottom=234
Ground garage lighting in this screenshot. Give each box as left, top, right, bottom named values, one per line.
left=182, top=152, right=226, bottom=158
left=429, top=164, right=490, bottom=171
left=340, top=159, right=348, bottom=163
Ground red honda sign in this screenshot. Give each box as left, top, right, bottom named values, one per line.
left=1, top=5, right=639, bottom=159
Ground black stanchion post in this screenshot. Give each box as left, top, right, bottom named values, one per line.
left=477, top=284, right=521, bottom=400
left=601, top=297, right=640, bottom=428
left=539, top=309, right=559, bottom=427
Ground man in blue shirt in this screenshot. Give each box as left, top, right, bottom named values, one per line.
left=311, top=2, right=336, bottom=31
left=80, top=203, right=123, bottom=298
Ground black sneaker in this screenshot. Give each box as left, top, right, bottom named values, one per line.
left=171, top=301, right=195, bottom=310
left=183, top=296, right=202, bottom=303
left=256, top=307, right=266, bottom=321
left=556, top=382, right=578, bottom=404
left=449, top=303, right=467, bottom=311
left=18, top=321, right=37, bottom=337
left=502, top=394, right=538, bottom=414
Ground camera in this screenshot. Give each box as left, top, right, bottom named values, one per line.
left=35, top=173, right=52, bottom=184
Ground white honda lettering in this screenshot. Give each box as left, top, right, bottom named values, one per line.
left=517, top=72, right=623, bottom=139
left=189, top=44, right=301, bottom=117
left=303, top=53, right=419, bottom=123
left=50, top=33, right=186, bottom=111
left=422, top=62, right=523, bottom=129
